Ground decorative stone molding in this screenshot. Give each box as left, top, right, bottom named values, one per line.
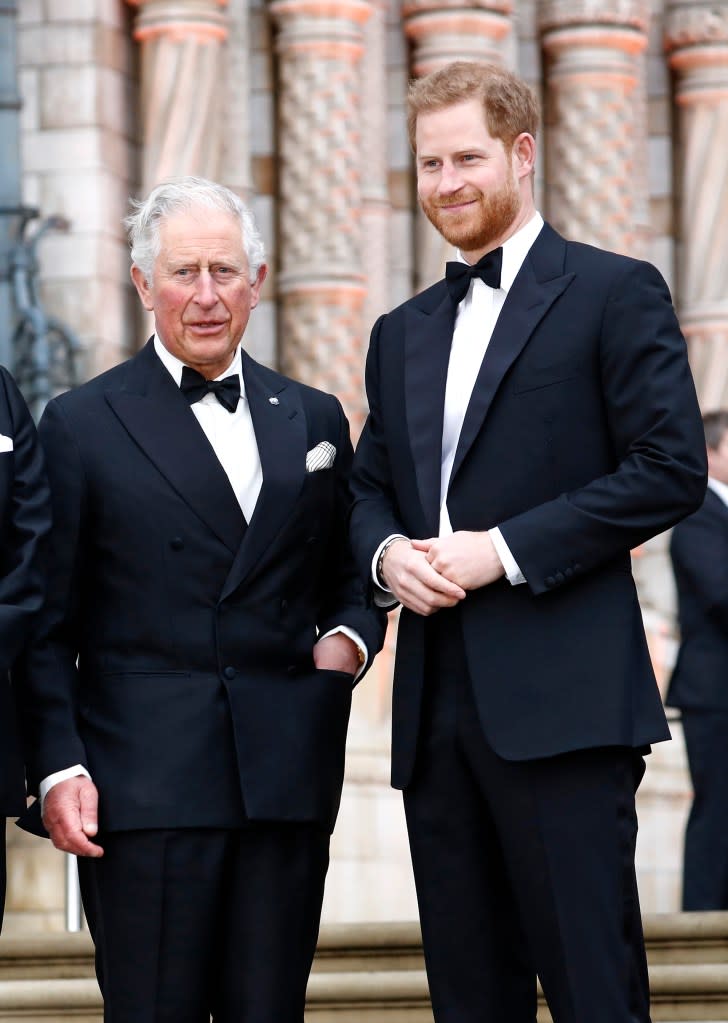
left=403, top=0, right=512, bottom=77
left=127, top=1, right=230, bottom=188
left=269, top=0, right=370, bottom=430
left=665, top=2, right=728, bottom=408
left=540, top=1, right=649, bottom=256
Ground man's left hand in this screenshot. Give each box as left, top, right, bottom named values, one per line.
left=313, top=633, right=361, bottom=676
left=413, top=531, right=506, bottom=591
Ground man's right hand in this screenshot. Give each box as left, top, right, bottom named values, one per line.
left=42, top=776, right=104, bottom=858
left=381, top=539, right=466, bottom=616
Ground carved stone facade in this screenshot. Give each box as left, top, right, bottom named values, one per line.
left=8, top=0, right=728, bottom=929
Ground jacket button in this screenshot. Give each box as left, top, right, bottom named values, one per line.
left=565, top=567, right=573, bottom=578
left=281, top=599, right=288, bottom=612
left=545, top=576, right=555, bottom=588
left=223, top=666, right=236, bottom=680
left=169, top=536, right=184, bottom=551
left=574, top=563, right=582, bottom=572
left=555, top=572, right=565, bottom=585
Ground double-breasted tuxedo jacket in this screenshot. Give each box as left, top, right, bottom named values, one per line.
left=350, top=222, right=707, bottom=789
left=667, top=487, right=728, bottom=713
left=0, top=367, right=49, bottom=818
left=20, top=340, right=383, bottom=834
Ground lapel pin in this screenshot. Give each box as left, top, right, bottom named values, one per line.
left=268, top=396, right=280, bottom=406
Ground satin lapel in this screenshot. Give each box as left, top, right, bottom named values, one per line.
left=449, top=249, right=575, bottom=486
left=221, top=353, right=306, bottom=598
left=405, top=286, right=456, bottom=536
left=104, top=340, right=246, bottom=554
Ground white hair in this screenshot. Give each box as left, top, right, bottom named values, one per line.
left=124, top=176, right=266, bottom=283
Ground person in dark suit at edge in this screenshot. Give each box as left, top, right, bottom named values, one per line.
left=667, top=409, right=728, bottom=910
left=349, top=61, right=706, bottom=1022
left=0, top=366, right=49, bottom=931
left=16, top=176, right=385, bottom=1022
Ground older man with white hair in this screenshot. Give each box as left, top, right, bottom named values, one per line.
left=18, top=177, right=384, bottom=1023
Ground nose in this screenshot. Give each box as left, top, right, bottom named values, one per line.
left=193, top=270, right=218, bottom=308
left=438, top=161, right=465, bottom=196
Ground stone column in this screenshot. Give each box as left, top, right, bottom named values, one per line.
left=665, top=1, right=728, bottom=410
left=360, top=0, right=390, bottom=344
left=269, top=0, right=370, bottom=431
left=403, top=0, right=512, bottom=76
left=128, top=0, right=229, bottom=190
left=539, top=0, right=650, bottom=256
left=403, top=1, right=514, bottom=289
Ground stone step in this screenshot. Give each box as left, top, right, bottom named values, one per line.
left=0, top=964, right=728, bottom=1022
left=0, top=915, right=727, bottom=1021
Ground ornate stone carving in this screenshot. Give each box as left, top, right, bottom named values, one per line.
left=540, top=0, right=649, bottom=256
left=269, top=0, right=370, bottom=429
left=665, top=1, right=728, bottom=408
left=403, top=0, right=512, bottom=76
left=128, top=0, right=230, bottom=188
left=540, top=0, right=648, bottom=32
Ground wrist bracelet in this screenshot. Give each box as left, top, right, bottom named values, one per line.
left=376, top=536, right=409, bottom=587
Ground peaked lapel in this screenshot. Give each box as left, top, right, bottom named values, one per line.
left=220, top=352, right=307, bottom=598
left=404, top=286, right=456, bottom=536
left=104, top=339, right=246, bottom=555
left=449, top=224, right=575, bottom=486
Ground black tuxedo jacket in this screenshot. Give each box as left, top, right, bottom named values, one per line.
left=350, top=222, right=707, bottom=789
left=0, top=367, right=50, bottom=815
left=667, top=487, right=728, bottom=712
left=19, top=341, right=384, bottom=833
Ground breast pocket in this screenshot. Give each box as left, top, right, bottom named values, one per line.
left=512, top=364, right=577, bottom=394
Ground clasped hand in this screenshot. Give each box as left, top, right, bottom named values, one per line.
left=381, top=531, right=505, bottom=616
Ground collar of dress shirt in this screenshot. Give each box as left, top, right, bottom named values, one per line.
left=153, top=334, right=245, bottom=396
left=454, top=211, right=544, bottom=296
left=707, top=476, right=728, bottom=508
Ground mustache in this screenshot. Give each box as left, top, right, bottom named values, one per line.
left=427, top=193, right=481, bottom=209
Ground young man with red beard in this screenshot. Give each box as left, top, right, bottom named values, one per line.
left=350, top=61, right=706, bottom=1022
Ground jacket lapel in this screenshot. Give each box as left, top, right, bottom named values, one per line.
left=220, top=352, right=307, bottom=598
left=104, top=340, right=246, bottom=554
left=404, top=286, right=456, bottom=536
left=449, top=225, right=575, bottom=485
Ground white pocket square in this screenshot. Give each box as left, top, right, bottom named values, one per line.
left=306, top=441, right=336, bottom=472
left=0, top=434, right=13, bottom=453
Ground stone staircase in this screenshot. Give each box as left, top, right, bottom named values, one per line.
left=0, top=914, right=727, bottom=1020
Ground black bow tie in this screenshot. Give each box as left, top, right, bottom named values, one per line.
left=180, top=366, right=241, bottom=413
left=445, top=248, right=503, bottom=305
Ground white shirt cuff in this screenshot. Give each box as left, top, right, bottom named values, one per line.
left=39, top=765, right=92, bottom=810
left=319, top=626, right=368, bottom=682
left=489, top=527, right=526, bottom=586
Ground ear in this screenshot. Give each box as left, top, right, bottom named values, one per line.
left=131, top=264, right=154, bottom=311
left=512, top=132, right=536, bottom=180
left=249, top=263, right=268, bottom=310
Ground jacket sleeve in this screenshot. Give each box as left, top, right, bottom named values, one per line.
left=315, top=393, right=387, bottom=675
left=0, top=368, right=51, bottom=676
left=14, top=398, right=89, bottom=790
left=499, top=260, right=707, bottom=595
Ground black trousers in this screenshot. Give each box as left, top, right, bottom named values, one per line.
left=403, top=609, right=651, bottom=1023
left=77, top=823, right=330, bottom=1023
left=680, top=709, right=728, bottom=910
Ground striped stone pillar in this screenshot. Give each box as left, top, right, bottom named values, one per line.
left=403, top=0, right=512, bottom=77
left=269, top=0, right=370, bottom=431
left=539, top=0, right=650, bottom=256
left=360, top=0, right=390, bottom=347
left=665, top=1, right=728, bottom=410
left=127, top=1, right=229, bottom=190
left=403, top=1, right=513, bottom=289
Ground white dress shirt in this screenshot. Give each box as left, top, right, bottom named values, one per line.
left=41, top=338, right=366, bottom=805
left=372, top=213, right=544, bottom=597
